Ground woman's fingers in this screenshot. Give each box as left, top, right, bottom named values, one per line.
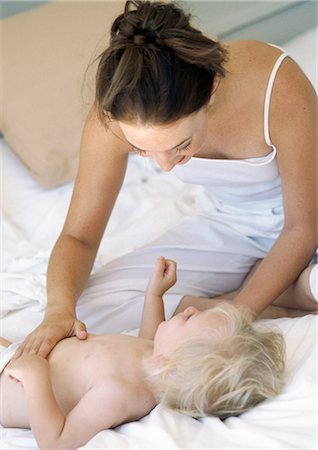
left=13, top=335, right=51, bottom=359
left=74, top=321, right=88, bottom=340
left=12, top=336, right=39, bottom=360
left=12, top=316, right=88, bottom=360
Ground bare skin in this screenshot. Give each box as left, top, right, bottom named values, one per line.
left=14, top=39, right=317, bottom=359
left=1, top=257, right=315, bottom=450
left=0, top=334, right=155, bottom=429
left=175, top=261, right=318, bottom=316
left=2, top=257, right=281, bottom=450
left=0, top=258, right=176, bottom=450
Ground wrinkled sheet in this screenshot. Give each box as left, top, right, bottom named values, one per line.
left=1, top=139, right=317, bottom=450
left=1, top=29, right=317, bottom=450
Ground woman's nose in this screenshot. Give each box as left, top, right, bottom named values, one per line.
left=153, top=154, right=177, bottom=172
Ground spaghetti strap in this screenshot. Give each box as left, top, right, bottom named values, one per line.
left=264, top=48, right=289, bottom=147
left=266, top=42, right=287, bottom=53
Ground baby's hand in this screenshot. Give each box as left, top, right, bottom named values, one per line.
left=5, top=353, right=49, bottom=385
left=146, top=256, right=177, bottom=297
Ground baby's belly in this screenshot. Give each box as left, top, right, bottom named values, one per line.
left=0, top=334, right=137, bottom=428
left=47, top=339, right=93, bottom=412
left=0, top=339, right=88, bottom=428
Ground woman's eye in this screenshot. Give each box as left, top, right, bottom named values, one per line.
left=132, top=148, right=151, bottom=157
left=176, top=143, right=191, bottom=154
left=132, top=143, right=192, bottom=157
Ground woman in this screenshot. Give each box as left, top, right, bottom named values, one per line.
left=16, top=0, right=317, bottom=358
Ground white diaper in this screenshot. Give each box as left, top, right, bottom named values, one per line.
left=309, top=264, right=318, bottom=302
left=0, top=342, right=20, bottom=374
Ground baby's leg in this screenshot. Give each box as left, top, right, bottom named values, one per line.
left=0, top=337, right=12, bottom=347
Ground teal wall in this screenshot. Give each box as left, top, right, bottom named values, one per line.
left=0, top=1, right=49, bottom=19
left=186, top=1, right=317, bottom=44
left=1, top=1, right=317, bottom=46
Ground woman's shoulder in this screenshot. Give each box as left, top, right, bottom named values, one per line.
left=83, top=102, right=131, bottom=155
left=223, top=39, right=316, bottom=106
left=224, top=39, right=315, bottom=91
left=223, top=39, right=282, bottom=55
left=222, top=39, right=285, bottom=74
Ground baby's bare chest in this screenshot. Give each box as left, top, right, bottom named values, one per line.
left=48, top=335, right=143, bottom=413
left=0, top=336, right=152, bottom=427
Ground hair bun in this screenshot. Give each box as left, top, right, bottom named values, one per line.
left=110, top=0, right=188, bottom=46
left=130, top=25, right=162, bottom=45
left=97, top=0, right=228, bottom=126
left=113, top=19, right=161, bottom=46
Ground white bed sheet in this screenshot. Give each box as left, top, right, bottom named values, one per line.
left=1, top=29, right=317, bottom=450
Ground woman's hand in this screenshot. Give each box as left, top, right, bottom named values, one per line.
left=5, top=353, right=49, bottom=385
left=146, top=256, right=177, bottom=297
left=13, top=313, right=87, bottom=360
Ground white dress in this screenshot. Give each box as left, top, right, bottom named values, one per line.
left=76, top=44, right=307, bottom=333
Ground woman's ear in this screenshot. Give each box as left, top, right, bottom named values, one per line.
left=208, top=75, right=221, bottom=106
left=212, top=74, right=221, bottom=95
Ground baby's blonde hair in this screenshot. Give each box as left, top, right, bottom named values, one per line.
left=146, top=302, right=286, bottom=419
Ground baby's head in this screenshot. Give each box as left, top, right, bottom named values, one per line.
left=146, top=302, right=286, bottom=419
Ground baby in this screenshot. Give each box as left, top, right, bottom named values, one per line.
left=0, top=257, right=285, bottom=450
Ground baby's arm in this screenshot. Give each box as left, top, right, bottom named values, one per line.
left=5, top=355, right=65, bottom=445
left=139, top=257, right=177, bottom=339
left=4, top=355, right=130, bottom=450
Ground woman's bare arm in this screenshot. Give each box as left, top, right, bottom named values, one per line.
left=15, top=105, right=131, bottom=357
left=46, top=106, right=129, bottom=317
left=232, top=57, right=317, bottom=317
left=174, top=294, right=315, bottom=319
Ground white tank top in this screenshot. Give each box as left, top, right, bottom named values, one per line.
left=172, top=43, right=289, bottom=209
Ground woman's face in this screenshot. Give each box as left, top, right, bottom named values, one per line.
left=118, top=105, right=211, bottom=171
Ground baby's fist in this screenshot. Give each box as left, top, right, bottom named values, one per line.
left=147, top=257, right=177, bottom=296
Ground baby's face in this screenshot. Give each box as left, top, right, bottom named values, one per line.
left=153, top=307, right=230, bottom=358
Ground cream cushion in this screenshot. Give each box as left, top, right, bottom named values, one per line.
left=0, top=1, right=125, bottom=187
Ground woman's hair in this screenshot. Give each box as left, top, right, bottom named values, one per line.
left=145, top=302, right=286, bottom=419
left=95, top=0, right=228, bottom=125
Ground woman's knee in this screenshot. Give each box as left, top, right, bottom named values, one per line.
left=300, top=264, right=317, bottom=302
left=273, top=264, right=318, bottom=311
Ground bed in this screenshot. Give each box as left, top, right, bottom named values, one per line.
left=1, top=20, right=317, bottom=450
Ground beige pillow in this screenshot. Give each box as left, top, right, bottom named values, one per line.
left=0, top=1, right=125, bottom=188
